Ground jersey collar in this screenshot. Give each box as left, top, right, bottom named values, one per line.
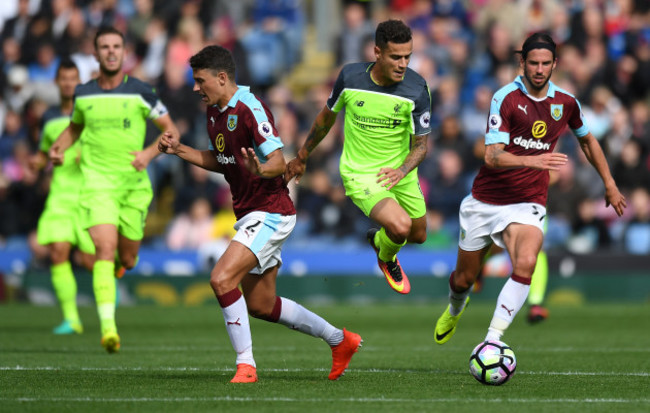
left=226, top=85, right=250, bottom=108
left=514, top=75, right=557, bottom=98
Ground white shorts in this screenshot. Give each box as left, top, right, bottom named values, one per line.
left=458, top=195, right=546, bottom=251
left=231, top=211, right=296, bottom=274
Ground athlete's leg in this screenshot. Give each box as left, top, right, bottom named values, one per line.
left=89, top=224, right=119, bottom=347
left=369, top=197, right=410, bottom=259
left=49, top=241, right=82, bottom=334
left=527, top=250, right=549, bottom=322
left=242, top=268, right=344, bottom=347
left=486, top=223, right=543, bottom=341
left=211, top=241, right=259, bottom=378
left=407, top=215, right=427, bottom=244
left=434, top=246, right=490, bottom=344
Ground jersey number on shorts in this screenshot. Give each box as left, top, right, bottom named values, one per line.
left=244, top=220, right=262, bottom=238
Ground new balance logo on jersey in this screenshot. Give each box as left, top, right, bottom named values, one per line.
left=355, top=100, right=365, bottom=107
left=216, top=153, right=236, bottom=165
left=513, top=136, right=551, bottom=150
left=518, top=104, right=528, bottom=115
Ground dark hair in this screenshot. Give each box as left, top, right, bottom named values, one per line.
left=375, top=19, right=412, bottom=49
left=189, top=45, right=237, bottom=80
left=516, top=32, right=556, bottom=60
left=56, top=57, right=78, bottom=77
left=94, top=26, right=125, bottom=49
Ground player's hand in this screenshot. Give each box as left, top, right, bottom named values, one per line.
left=158, top=131, right=179, bottom=155
left=605, top=185, right=627, bottom=217
left=130, top=150, right=150, bottom=171
left=285, top=157, right=306, bottom=184
left=529, top=153, right=568, bottom=171
left=377, top=167, right=404, bottom=190
left=49, top=144, right=64, bottom=166
left=241, top=147, right=263, bottom=176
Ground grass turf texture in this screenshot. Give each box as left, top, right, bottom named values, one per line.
left=1, top=302, right=649, bottom=413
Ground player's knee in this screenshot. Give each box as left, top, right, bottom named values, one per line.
left=120, top=255, right=137, bottom=270
left=512, top=254, right=537, bottom=275
left=387, top=216, right=412, bottom=240
left=209, top=271, right=236, bottom=296
left=453, top=271, right=475, bottom=291
left=408, top=227, right=427, bottom=244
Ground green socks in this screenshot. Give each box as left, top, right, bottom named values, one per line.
left=93, top=260, right=117, bottom=335
left=51, top=261, right=80, bottom=323
left=528, top=251, right=548, bottom=306
left=375, top=227, right=406, bottom=263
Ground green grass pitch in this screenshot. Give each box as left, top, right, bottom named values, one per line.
left=1, top=301, right=649, bottom=412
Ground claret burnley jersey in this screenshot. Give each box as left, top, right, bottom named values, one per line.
left=206, top=86, right=295, bottom=219
left=326, top=62, right=431, bottom=181
left=472, top=76, right=589, bottom=206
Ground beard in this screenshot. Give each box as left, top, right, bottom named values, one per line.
left=524, top=68, right=552, bottom=92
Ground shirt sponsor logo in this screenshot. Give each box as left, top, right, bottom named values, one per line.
left=216, top=133, right=225, bottom=152
left=513, top=136, right=551, bottom=150
left=216, top=153, right=236, bottom=165
left=531, top=120, right=547, bottom=138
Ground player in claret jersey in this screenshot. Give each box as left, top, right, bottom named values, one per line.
left=433, top=32, right=627, bottom=345
left=159, top=45, right=361, bottom=383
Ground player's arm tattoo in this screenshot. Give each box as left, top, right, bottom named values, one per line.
left=298, top=108, right=337, bottom=160
left=399, top=134, right=428, bottom=175
left=484, top=143, right=510, bottom=168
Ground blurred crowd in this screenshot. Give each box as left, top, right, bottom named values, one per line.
left=0, top=0, right=649, bottom=259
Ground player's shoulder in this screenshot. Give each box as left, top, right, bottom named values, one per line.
left=403, top=67, right=428, bottom=88
left=74, top=79, right=100, bottom=97
left=492, top=81, right=520, bottom=104
left=549, top=81, right=580, bottom=104
left=233, top=86, right=269, bottom=115
left=338, top=62, right=374, bottom=82
left=122, top=75, right=157, bottom=95
left=42, top=106, right=64, bottom=123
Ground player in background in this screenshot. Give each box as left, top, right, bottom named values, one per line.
left=30, top=59, right=95, bottom=335
left=159, top=45, right=362, bottom=383
left=49, top=26, right=180, bottom=353
left=433, top=33, right=626, bottom=345
left=285, top=19, right=431, bottom=295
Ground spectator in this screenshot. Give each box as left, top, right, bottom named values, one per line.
left=622, top=187, right=650, bottom=255
left=166, top=196, right=215, bottom=251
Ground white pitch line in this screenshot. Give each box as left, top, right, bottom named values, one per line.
left=1, top=396, right=649, bottom=404
left=1, top=365, right=648, bottom=377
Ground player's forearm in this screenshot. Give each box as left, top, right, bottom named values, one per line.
left=484, top=145, right=528, bottom=169
left=399, top=134, right=428, bottom=175
left=579, top=135, right=616, bottom=189
left=54, top=125, right=79, bottom=153
left=175, top=145, right=224, bottom=174
left=298, top=109, right=336, bottom=161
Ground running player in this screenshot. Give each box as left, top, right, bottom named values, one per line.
left=31, top=59, right=95, bottom=335
left=285, top=19, right=431, bottom=294
left=433, top=33, right=626, bottom=345
left=49, top=26, right=180, bottom=353
left=159, top=45, right=362, bottom=383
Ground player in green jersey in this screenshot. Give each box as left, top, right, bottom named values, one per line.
left=31, top=59, right=95, bottom=335
left=286, top=20, right=432, bottom=294
left=49, top=27, right=180, bottom=353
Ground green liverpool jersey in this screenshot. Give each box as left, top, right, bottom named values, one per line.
left=40, top=107, right=83, bottom=211
left=71, top=75, right=168, bottom=189
left=326, top=62, right=431, bottom=179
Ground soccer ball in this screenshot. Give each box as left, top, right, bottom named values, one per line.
left=469, top=340, right=517, bottom=385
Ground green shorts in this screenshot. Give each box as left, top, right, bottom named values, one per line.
left=37, top=208, right=95, bottom=254
left=80, top=187, right=153, bottom=241
left=341, top=172, right=426, bottom=218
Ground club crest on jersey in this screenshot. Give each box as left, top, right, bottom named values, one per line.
left=550, top=104, right=563, bottom=121
left=227, top=115, right=238, bottom=131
